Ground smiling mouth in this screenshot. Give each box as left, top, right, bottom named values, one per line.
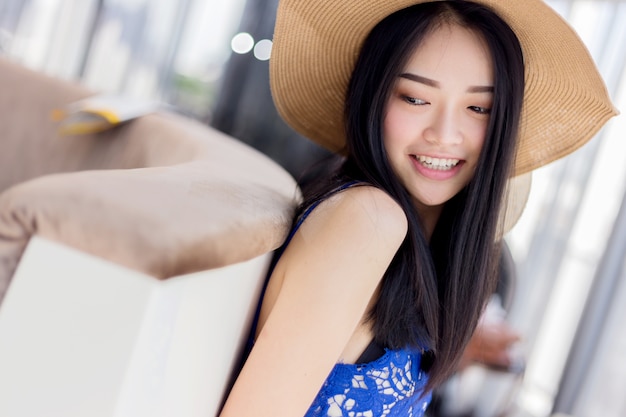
left=412, top=155, right=460, bottom=171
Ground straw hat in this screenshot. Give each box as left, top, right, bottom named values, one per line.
left=499, top=171, right=532, bottom=236
left=270, top=0, right=618, bottom=178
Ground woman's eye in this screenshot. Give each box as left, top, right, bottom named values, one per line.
left=403, top=96, right=428, bottom=106
left=468, top=105, right=491, bottom=115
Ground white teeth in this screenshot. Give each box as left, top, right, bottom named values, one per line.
left=416, top=155, right=460, bottom=170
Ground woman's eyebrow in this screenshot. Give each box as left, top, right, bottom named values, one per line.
left=400, top=72, right=439, bottom=87
left=399, top=72, right=494, bottom=93
left=467, top=85, right=494, bottom=93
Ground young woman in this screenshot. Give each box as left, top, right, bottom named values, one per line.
left=220, top=1, right=616, bottom=416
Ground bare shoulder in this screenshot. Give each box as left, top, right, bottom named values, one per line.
left=221, top=185, right=407, bottom=416
left=328, top=184, right=407, bottom=236
left=299, top=184, right=408, bottom=252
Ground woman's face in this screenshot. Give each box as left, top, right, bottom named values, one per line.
left=383, top=23, right=494, bottom=216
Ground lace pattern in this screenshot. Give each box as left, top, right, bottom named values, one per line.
left=305, top=348, right=431, bottom=417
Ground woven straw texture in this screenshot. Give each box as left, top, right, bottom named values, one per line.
left=270, top=0, right=618, bottom=176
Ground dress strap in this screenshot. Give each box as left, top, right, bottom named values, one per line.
left=245, top=180, right=362, bottom=354
left=285, top=180, right=361, bottom=246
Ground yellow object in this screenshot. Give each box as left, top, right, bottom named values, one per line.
left=53, top=94, right=161, bottom=135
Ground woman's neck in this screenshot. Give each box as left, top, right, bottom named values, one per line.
left=414, top=201, right=444, bottom=242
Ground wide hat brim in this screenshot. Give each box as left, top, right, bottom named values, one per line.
left=270, top=0, right=618, bottom=177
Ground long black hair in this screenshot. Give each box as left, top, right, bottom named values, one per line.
left=298, top=1, right=524, bottom=391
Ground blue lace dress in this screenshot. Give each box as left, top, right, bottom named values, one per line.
left=304, top=347, right=431, bottom=416
left=250, top=182, right=432, bottom=416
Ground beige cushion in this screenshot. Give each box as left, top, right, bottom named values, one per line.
left=0, top=59, right=299, bottom=303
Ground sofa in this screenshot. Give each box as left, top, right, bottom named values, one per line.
left=0, top=58, right=299, bottom=417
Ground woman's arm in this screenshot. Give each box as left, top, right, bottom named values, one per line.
left=219, top=186, right=408, bottom=417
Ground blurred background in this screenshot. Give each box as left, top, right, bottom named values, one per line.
left=0, top=0, right=624, bottom=416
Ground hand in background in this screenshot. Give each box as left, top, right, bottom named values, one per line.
left=458, top=295, right=525, bottom=373
left=459, top=320, right=522, bottom=371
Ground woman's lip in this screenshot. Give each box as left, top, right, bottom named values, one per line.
left=410, top=154, right=464, bottom=180
left=412, top=153, right=462, bottom=162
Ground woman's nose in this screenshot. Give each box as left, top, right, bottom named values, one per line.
left=423, top=107, right=463, bottom=145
